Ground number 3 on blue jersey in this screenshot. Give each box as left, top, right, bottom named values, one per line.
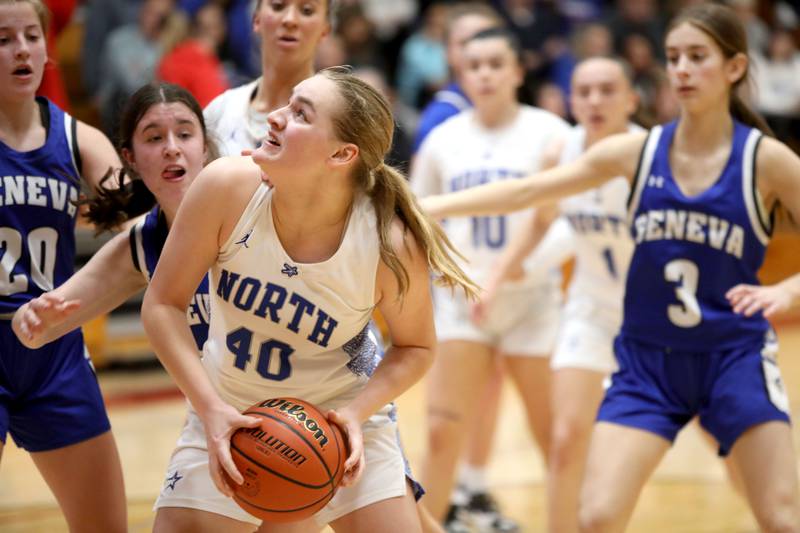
left=226, top=327, right=294, bottom=381
left=664, top=259, right=702, bottom=328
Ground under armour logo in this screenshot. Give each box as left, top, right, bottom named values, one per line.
left=648, top=175, right=665, bottom=188
left=281, top=263, right=299, bottom=277
left=235, top=229, right=253, bottom=248
left=165, top=471, right=182, bottom=491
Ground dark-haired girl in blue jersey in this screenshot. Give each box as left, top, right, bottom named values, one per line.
left=420, top=3, right=800, bottom=532
left=14, top=82, right=215, bottom=355
left=13, top=83, right=217, bottom=532
left=0, top=1, right=127, bottom=530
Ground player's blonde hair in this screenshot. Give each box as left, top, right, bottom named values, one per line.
left=321, top=66, right=479, bottom=300
left=0, top=0, right=49, bottom=33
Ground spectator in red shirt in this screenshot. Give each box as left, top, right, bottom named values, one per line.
left=38, top=0, right=77, bottom=110
left=157, top=3, right=228, bottom=108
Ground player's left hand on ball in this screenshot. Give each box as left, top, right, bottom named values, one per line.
left=327, top=408, right=364, bottom=487
left=726, top=283, right=789, bottom=318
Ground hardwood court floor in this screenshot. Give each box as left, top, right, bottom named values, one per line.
left=2, top=324, right=800, bottom=532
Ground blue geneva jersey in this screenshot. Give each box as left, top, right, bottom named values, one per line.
left=0, top=98, right=81, bottom=315
left=130, top=206, right=210, bottom=350
left=623, top=120, right=771, bottom=350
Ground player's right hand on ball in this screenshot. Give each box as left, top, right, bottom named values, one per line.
left=202, top=402, right=261, bottom=497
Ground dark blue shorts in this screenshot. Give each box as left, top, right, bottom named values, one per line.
left=597, top=331, right=790, bottom=456
left=0, top=322, right=111, bottom=452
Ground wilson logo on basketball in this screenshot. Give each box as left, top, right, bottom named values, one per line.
left=243, top=427, right=309, bottom=467
left=231, top=398, right=346, bottom=522
left=259, top=398, right=331, bottom=448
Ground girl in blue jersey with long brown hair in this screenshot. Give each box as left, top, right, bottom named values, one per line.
left=421, top=4, right=800, bottom=531
left=13, top=81, right=216, bottom=356
left=0, top=0, right=126, bottom=531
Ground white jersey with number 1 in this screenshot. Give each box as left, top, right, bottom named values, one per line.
left=547, top=124, right=643, bottom=371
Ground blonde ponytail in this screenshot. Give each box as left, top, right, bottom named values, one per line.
left=370, top=163, right=479, bottom=298
left=321, top=66, right=479, bottom=299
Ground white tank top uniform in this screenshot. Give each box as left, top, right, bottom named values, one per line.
left=204, top=80, right=267, bottom=157
left=548, top=124, right=643, bottom=373
left=412, top=106, right=569, bottom=355
left=155, top=183, right=416, bottom=526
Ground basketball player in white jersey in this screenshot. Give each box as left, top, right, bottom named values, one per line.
left=202, top=3, right=448, bottom=530
left=411, top=28, right=569, bottom=526
left=141, top=68, right=478, bottom=533
left=474, top=57, right=640, bottom=533
left=204, top=0, right=334, bottom=156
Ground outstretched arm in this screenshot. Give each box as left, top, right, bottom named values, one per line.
left=421, top=132, right=646, bottom=219
left=13, top=231, right=145, bottom=348
left=330, top=219, right=437, bottom=486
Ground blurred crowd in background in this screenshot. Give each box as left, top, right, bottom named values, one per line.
left=40, top=0, right=800, bottom=172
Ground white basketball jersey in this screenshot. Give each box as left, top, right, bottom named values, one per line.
left=204, top=80, right=268, bottom=157
left=412, top=106, right=569, bottom=287
left=556, top=124, right=642, bottom=325
left=202, top=183, right=382, bottom=411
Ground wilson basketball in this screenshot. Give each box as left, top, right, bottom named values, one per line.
left=228, top=398, right=347, bottom=522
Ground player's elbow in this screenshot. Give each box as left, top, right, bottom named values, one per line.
left=140, top=286, right=167, bottom=335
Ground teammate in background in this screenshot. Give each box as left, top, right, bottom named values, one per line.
left=13, top=82, right=215, bottom=359
left=411, top=28, right=569, bottom=530
left=421, top=5, right=800, bottom=531
left=204, top=0, right=334, bottom=156
left=412, top=2, right=502, bottom=153
left=0, top=1, right=126, bottom=531
left=414, top=6, right=525, bottom=531
left=414, top=6, right=519, bottom=532
left=142, top=68, right=477, bottom=533
left=474, top=56, right=640, bottom=533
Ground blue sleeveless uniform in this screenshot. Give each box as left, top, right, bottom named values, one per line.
left=597, top=120, right=790, bottom=455
left=0, top=98, right=111, bottom=451
left=129, top=206, right=210, bottom=351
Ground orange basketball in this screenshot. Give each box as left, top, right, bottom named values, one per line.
left=228, top=397, right=347, bottom=523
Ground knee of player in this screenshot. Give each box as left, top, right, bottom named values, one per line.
left=425, top=407, right=464, bottom=451
left=754, top=497, right=800, bottom=533
left=551, top=417, right=592, bottom=455
left=577, top=494, right=621, bottom=533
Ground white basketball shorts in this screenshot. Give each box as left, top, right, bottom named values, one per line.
left=154, top=403, right=410, bottom=527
